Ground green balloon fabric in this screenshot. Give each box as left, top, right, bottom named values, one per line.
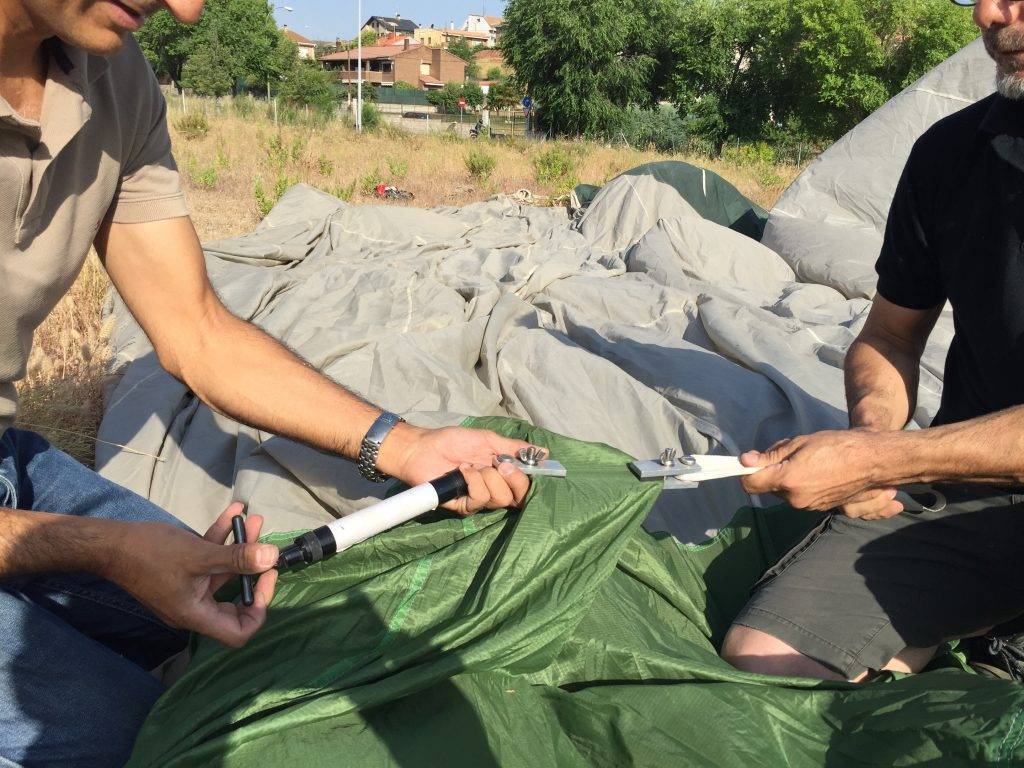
left=128, top=419, right=1024, bottom=767
left=574, top=161, right=770, bottom=241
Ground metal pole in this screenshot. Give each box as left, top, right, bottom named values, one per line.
left=356, top=0, right=363, bottom=133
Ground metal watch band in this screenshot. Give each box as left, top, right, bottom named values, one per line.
left=357, top=412, right=405, bottom=483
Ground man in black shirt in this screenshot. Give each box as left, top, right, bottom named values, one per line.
left=721, top=0, right=1024, bottom=681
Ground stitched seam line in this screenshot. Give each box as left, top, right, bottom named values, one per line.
left=1000, top=707, right=1024, bottom=763
left=379, top=554, right=433, bottom=651
left=999, top=708, right=1024, bottom=765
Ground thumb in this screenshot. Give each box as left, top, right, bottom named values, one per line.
left=740, top=450, right=771, bottom=468
left=487, top=433, right=538, bottom=457
left=207, top=541, right=280, bottom=575
left=741, top=462, right=787, bottom=495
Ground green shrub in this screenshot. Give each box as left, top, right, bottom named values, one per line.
left=174, top=113, right=210, bottom=140
left=232, top=95, right=254, bottom=118
left=215, top=145, right=230, bottom=169
left=193, top=165, right=217, bottom=189
left=330, top=180, right=357, bottom=202
left=266, top=134, right=287, bottom=170
left=358, top=168, right=381, bottom=196
left=533, top=147, right=577, bottom=190
left=387, top=158, right=409, bottom=181
left=253, top=173, right=295, bottom=217
left=722, top=142, right=778, bottom=167
left=316, top=155, right=334, bottom=176
left=290, top=135, right=307, bottom=163
left=361, top=102, right=382, bottom=131
left=465, top=148, right=496, bottom=182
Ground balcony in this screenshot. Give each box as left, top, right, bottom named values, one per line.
left=327, top=69, right=396, bottom=86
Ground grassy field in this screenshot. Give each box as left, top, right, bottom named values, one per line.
left=16, top=99, right=805, bottom=465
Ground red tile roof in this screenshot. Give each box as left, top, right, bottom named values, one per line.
left=281, top=27, right=314, bottom=46
left=320, top=44, right=422, bottom=62
left=419, top=75, right=443, bottom=87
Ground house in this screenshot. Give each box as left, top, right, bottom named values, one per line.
left=462, top=14, right=504, bottom=47
left=475, top=48, right=512, bottom=78
left=377, top=32, right=417, bottom=47
left=320, top=42, right=466, bottom=91
left=281, top=26, right=316, bottom=60
left=362, top=15, right=418, bottom=37
left=441, top=28, right=490, bottom=48
left=413, top=25, right=445, bottom=48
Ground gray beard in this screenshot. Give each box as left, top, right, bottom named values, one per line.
left=997, top=72, right=1024, bottom=100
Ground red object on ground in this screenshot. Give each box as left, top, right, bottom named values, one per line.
left=374, top=183, right=387, bottom=197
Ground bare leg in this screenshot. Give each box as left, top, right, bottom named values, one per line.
left=722, top=625, right=938, bottom=682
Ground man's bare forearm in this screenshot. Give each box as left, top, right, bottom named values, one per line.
left=844, top=333, right=921, bottom=431
left=171, top=307, right=421, bottom=475
left=0, top=509, right=120, bottom=579
left=866, top=406, right=1024, bottom=488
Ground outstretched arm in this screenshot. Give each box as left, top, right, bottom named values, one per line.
left=96, top=216, right=531, bottom=513
left=741, top=296, right=946, bottom=515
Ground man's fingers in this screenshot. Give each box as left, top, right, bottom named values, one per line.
left=842, top=489, right=902, bottom=520
left=495, top=460, right=530, bottom=506
left=445, top=464, right=491, bottom=516
left=479, top=466, right=516, bottom=509
left=204, top=501, right=246, bottom=544
left=206, top=540, right=279, bottom=575
left=741, top=463, right=786, bottom=494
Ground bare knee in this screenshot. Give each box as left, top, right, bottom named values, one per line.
left=721, top=625, right=846, bottom=681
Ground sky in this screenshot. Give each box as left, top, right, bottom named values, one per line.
left=271, top=0, right=508, bottom=43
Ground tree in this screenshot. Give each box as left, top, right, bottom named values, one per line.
left=279, top=60, right=337, bottom=110
left=448, top=38, right=480, bottom=79
left=136, top=0, right=298, bottom=90
left=486, top=76, right=523, bottom=111
left=667, top=0, right=978, bottom=151
left=180, top=32, right=233, bottom=96
left=426, top=82, right=484, bottom=113
left=501, top=0, right=679, bottom=136
left=485, top=66, right=503, bottom=81
left=338, top=29, right=380, bottom=50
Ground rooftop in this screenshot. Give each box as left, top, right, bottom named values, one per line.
left=320, top=44, right=423, bottom=62
left=281, top=27, right=314, bottom=46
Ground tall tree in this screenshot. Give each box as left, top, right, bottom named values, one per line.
left=136, top=0, right=297, bottom=90
left=668, top=0, right=978, bottom=150
left=501, top=0, right=679, bottom=136
left=448, top=38, right=480, bottom=80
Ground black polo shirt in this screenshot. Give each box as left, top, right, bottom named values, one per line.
left=876, top=93, right=1024, bottom=427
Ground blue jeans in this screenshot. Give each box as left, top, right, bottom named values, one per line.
left=0, top=429, right=191, bottom=768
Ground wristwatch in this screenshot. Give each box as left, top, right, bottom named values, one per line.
left=357, top=411, right=405, bottom=483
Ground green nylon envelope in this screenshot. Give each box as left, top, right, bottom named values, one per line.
left=128, top=418, right=1024, bottom=767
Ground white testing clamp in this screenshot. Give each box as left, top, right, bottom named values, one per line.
left=629, top=448, right=759, bottom=490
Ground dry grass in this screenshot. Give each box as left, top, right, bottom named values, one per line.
left=16, top=97, right=804, bottom=465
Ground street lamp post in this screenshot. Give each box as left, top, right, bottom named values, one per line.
left=356, top=0, right=363, bottom=132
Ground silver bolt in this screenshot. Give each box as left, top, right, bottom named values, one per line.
left=517, top=447, right=547, bottom=466
left=495, top=454, right=516, bottom=464
left=658, top=448, right=677, bottom=467
left=680, top=455, right=697, bottom=467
